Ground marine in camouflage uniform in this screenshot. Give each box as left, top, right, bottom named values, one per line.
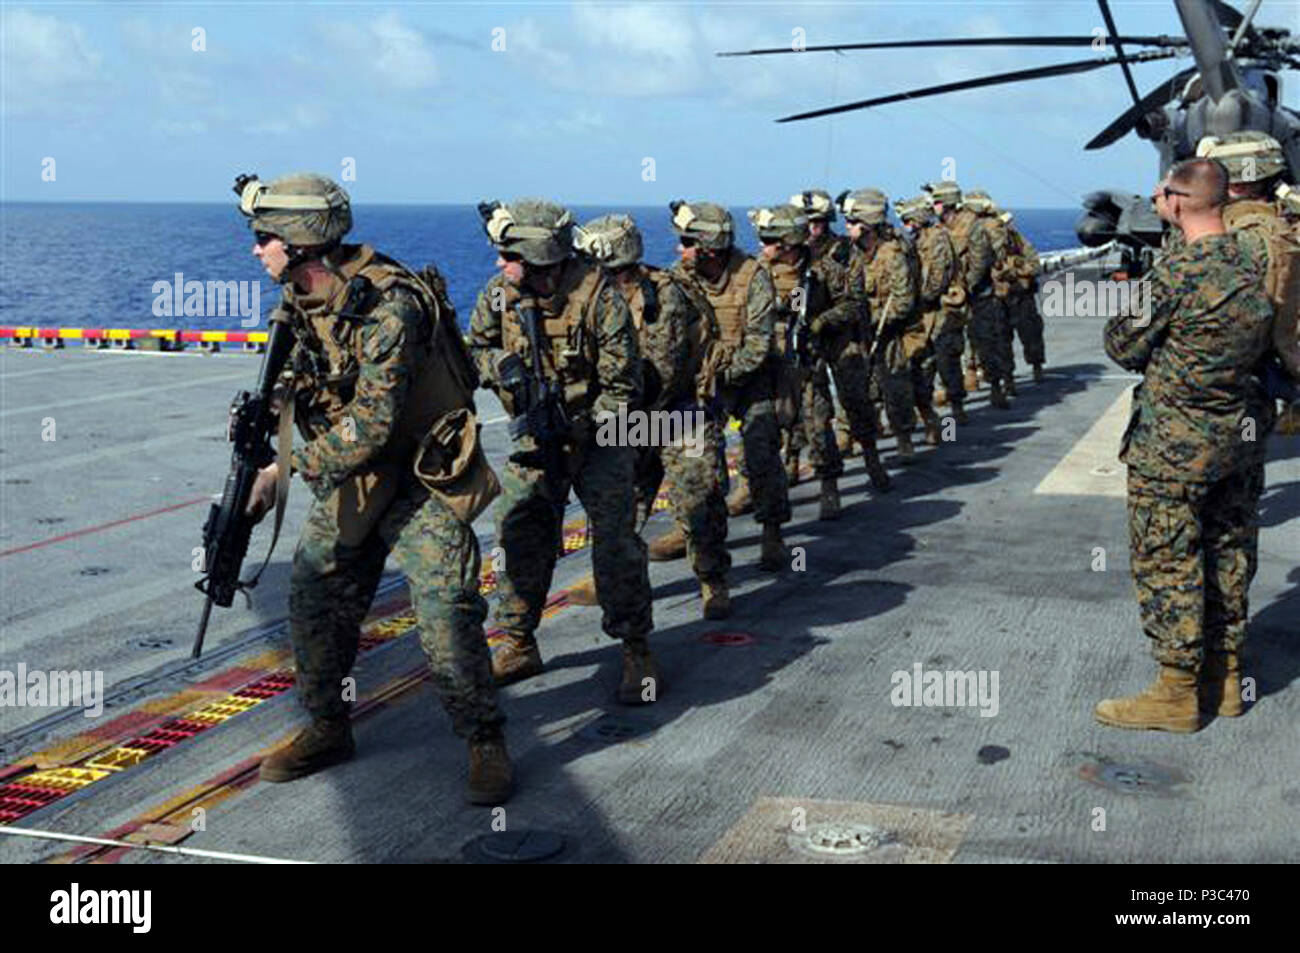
left=998, top=209, right=1046, bottom=383
left=752, top=203, right=869, bottom=520
left=669, top=200, right=790, bottom=571
left=793, top=189, right=893, bottom=490
left=237, top=173, right=511, bottom=804
left=897, top=194, right=966, bottom=430
left=467, top=199, right=657, bottom=704
left=1095, top=158, right=1275, bottom=733
left=571, top=213, right=732, bottom=620
left=926, top=181, right=1010, bottom=409
left=840, top=188, right=924, bottom=463
left=1198, top=132, right=1300, bottom=433
left=965, top=190, right=1018, bottom=396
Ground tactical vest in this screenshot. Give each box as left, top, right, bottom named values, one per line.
left=1225, top=199, right=1300, bottom=380
left=497, top=257, right=606, bottom=419
left=694, top=249, right=761, bottom=347
left=285, top=245, right=473, bottom=457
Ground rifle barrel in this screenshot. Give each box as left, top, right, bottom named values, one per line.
left=192, top=593, right=215, bottom=659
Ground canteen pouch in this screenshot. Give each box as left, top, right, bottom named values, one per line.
left=413, top=407, right=501, bottom=524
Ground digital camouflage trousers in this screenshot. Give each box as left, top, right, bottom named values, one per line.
left=494, top=440, right=652, bottom=643
left=1006, top=291, right=1045, bottom=369
left=722, top=364, right=792, bottom=526
left=290, top=477, right=501, bottom=740
left=1126, top=466, right=1265, bottom=671
left=968, top=295, right=1010, bottom=384
left=635, top=414, right=731, bottom=584
left=780, top=360, right=842, bottom=477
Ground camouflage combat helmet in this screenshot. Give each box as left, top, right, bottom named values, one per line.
left=573, top=213, right=644, bottom=269
left=962, top=189, right=996, bottom=214
left=894, top=195, right=933, bottom=225
left=1196, top=131, right=1287, bottom=183
left=669, top=200, right=734, bottom=251
left=748, top=204, right=809, bottom=247
left=922, top=180, right=962, bottom=206
left=235, top=172, right=352, bottom=247
left=478, top=198, right=574, bottom=266
left=790, top=189, right=837, bottom=223
left=836, top=188, right=889, bottom=225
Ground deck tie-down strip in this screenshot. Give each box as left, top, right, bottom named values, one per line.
left=0, top=451, right=744, bottom=827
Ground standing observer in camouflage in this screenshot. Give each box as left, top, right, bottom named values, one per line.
left=571, top=213, right=733, bottom=620
left=841, top=188, right=925, bottom=463
left=997, top=209, right=1046, bottom=384
left=791, top=189, right=893, bottom=489
left=669, top=199, right=791, bottom=570
left=467, top=198, right=658, bottom=704
left=1096, top=159, right=1275, bottom=734
left=927, top=181, right=1010, bottom=409
left=963, top=189, right=1019, bottom=397
left=897, top=195, right=969, bottom=426
left=236, top=172, right=512, bottom=804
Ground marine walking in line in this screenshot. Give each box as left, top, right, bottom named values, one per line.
left=237, top=173, right=513, bottom=804
left=669, top=200, right=792, bottom=570
left=996, top=208, right=1047, bottom=385
left=467, top=199, right=659, bottom=704
left=926, top=181, right=1010, bottom=410
left=569, top=213, right=733, bottom=620
left=1096, top=158, right=1275, bottom=733
left=841, top=188, right=926, bottom=464
left=896, top=194, right=970, bottom=426
left=752, top=203, right=847, bottom=519
left=963, top=189, right=1018, bottom=398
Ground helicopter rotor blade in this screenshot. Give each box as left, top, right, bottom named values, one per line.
left=1097, top=0, right=1143, bottom=107
left=717, top=35, right=1186, bottom=57
left=1084, top=66, right=1199, bottom=149
left=775, top=50, right=1179, bottom=123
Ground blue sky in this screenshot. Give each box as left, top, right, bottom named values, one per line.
left=3, top=1, right=1297, bottom=207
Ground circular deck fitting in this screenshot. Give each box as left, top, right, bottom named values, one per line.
left=575, top=714, right=656, bottom=745
left=1080, top=758, right=1187, bottom=796
left=700, top=630, right=756, bottom=647
left=468, top=830, right=565, bottom=864
left=789, top=824, right=899, bottom=860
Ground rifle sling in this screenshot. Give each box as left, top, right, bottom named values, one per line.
left=246, top=398, right=294, bottom=589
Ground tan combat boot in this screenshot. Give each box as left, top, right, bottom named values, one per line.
left=1201, top=651, right=1244, bottom=717
left=701, top=579, right=731, bottom=620
left=989, top=382, right=1010, bottom=410
left=862, top=443, right=893, bottom=491
left=895, top=431, right=915, bottom=464
left=759, top=522, right=785, bottom=571
left=952, top=400, right=969, bottom=425
left=1032, top=363, right=1044, bottom=383
left=920, top=408, right=942, bottom=446
left=933, top=386, right=948, bottom=407
left=1276, top=402, right=1300, bottom=436
left=963, top=366, right=980, bottom=393
left=818, top=477, right=841, bottom=521
left=259, top=717, right=355, bottom=782
left=876, top=408, right=892, bottom=438
left=491, top=634, right=544, bottom=686
left=648, top=525, right=687, bottom=562
left=836, top=429, right=853, bottom=454
left=467, top=734, right=513, bottom=805
left=1094, top=665, right=1200, bottom=733
left=618, top=639, right=662, bottom=705
left=726, top=481, right=753, bottom=517
left=566, top=576, right=599, bottom=606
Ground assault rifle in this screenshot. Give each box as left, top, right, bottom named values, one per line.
left=191, top=313, right=294, bottom=659
left=503, top=305, right=572, bottom=508
left=784, top=263, right=817, bottom=368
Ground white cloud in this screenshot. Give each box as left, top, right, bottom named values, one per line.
left=1, top=8, right=105, bottom=116
left=317, top=11, right=438, bottom=90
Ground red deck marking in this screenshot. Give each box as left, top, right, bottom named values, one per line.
left=0, top=496, right=209, bottom=558
left=189, top=667, right=267, bottom=694
left=84, top=710, right=165, bottom=742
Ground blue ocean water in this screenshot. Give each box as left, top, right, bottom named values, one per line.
left=0, top=203, right=1082, bottom=331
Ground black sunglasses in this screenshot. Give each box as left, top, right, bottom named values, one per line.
left=1156, top=186, right=1190, bottom=200
left=759, top=236, right=783, bottom=246
left=678, top=236, right=698, bottom=248
left=499, top=250, right=524, bottom=263
left=254, top=231, right=280, bottom=247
